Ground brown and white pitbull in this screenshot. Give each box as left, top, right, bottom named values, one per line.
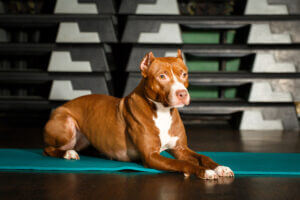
left=43, top=50, right=234, bottom=179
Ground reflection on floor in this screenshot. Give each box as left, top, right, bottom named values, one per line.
left=1, top=172, right=300, bottom=200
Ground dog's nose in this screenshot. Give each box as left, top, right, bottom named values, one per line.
left=176, top=89, right=188, bottom=100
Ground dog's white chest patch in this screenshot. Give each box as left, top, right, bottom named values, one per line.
left=153, top=103, right=178, bottom=152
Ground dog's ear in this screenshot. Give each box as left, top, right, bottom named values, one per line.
left=140, top=52, right=155, bottom=78
left=177, top=49, right=183, bottom=60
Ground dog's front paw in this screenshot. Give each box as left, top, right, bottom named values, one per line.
left=63, top=150, right=80, bottom=160
left=214, top=166, right=234, bottom=177
left=203, top=169, right=218, bottom=180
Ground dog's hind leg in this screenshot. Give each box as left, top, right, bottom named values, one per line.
left=43, top=107, right=81, bottom=160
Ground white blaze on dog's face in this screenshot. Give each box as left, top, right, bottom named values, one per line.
left=140, top=49, right=190, bottom=108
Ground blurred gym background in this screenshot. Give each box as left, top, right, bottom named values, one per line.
left=1, top=1, right=300, bottom=199
left=0, top=0, right=299, bottom=148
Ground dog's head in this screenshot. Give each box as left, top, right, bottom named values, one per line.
left=140, top=49, right=190, bottom=108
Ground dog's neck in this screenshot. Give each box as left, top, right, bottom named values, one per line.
left=125, top=78, right=174, bottom=118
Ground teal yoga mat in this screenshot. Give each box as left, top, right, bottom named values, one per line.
left=1, top=149, right=300, bottom=175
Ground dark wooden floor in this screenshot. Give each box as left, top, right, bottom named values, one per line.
left=0, top=124, right=300, bottom=200
left=1, top=172, right=300, bottom=200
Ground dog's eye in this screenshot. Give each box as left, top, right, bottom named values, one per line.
left=159, top=74, right=166, bottom=80
left=182, top=73, right=187, bottom=79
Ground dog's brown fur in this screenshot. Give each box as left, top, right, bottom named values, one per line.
left=43, top=50, right=234, bottom=179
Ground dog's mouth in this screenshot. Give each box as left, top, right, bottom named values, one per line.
left=169, top=101, right=190, bottom=108
left=168, top=92, right=190, bottom=108
left=146, top=90, right=190, bottom=108
left=172, top=104, right=185, bottom=108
